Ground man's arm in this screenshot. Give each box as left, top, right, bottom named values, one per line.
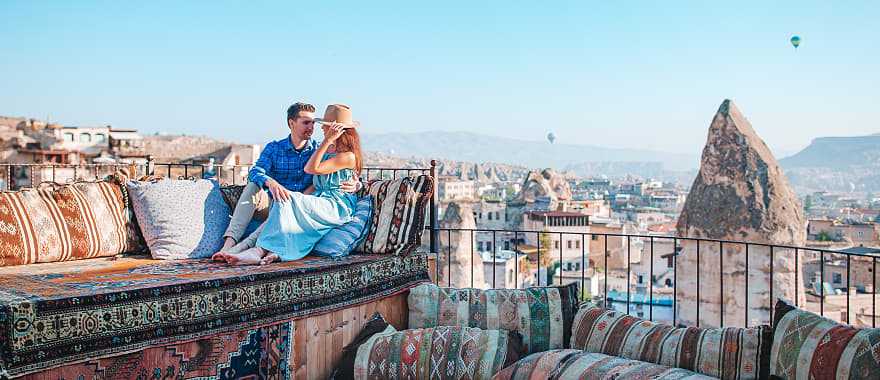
left=339, top=176, right=362, bottom=194
left=248, top=142, right=291, bottom=201
left=248, top=142, right=275, bottom=189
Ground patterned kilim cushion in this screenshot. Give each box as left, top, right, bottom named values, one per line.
left=770, top=299, right=880, bottom=379
left=353, top=326, right=524, bottom=379
left=0, top=180, right=137, bottom=267
left=493, top=349, right=716, bottom=380
left=357, top=175, right=434, bottom=256
left=314, top=195, right=373, bottom=258
left=572, top=305, right=772, bottom=380
left=408, top=282, right=580, bottom=354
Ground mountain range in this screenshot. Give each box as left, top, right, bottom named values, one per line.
left=360, top=131, right=698, bottom=172
left=779, top=134, right=880, bottom=194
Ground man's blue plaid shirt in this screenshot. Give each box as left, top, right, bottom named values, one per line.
left=248, top=135, right=318, bottom=193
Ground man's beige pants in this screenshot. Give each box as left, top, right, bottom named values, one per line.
left=224, top=182, right=270, bottom=253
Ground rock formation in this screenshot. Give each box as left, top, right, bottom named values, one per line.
left=676, top=99, right=806, bottom=327
left=516, top=168, right=572, bottom=204
left=437, top=202, right=486, bottom=288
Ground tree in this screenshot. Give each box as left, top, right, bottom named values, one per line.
left=537, top=228, right=554, bottom=268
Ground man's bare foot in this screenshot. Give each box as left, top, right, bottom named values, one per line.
left=260, top=253, right=280, bottom=265
left=211, top=238, right=237, bottom=261
left=224, top=247, right=265, bottom=265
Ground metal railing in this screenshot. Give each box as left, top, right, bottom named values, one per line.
left=422, top=225, right=880, bottom=328
left=4, top=160, right=875, bottom=329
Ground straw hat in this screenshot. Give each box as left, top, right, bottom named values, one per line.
left=315, top=104, right=357, bottom=127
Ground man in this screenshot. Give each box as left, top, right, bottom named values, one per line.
left=216, top=102, right=361, bottom=254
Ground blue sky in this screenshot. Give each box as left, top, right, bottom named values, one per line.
left=1, top=1, right=877, bottom=157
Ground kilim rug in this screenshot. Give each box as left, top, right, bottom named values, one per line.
left=20, top=320, right=293, bottom=380
left=0, top=253, right=429, bottom=378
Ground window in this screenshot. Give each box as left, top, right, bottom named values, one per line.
left=504, top=241, right=510, bottom=250
left=667, top=256, right=674, bottom=268
left=478, top=242, right=483, bottom=251
left=638, top=275, right=644, bottom=284
left=567, top=241, right=572, bottom=249
left=858, top=231, right=864, bottom=237
left=592, top=235, right=598, bottom=241
left=64, top=132, right=74, bottom=142
left=554, top=241, right=560, bottom=249
left=488, top=213, right=493, bottom=221
left=833, top=273, right=842, bottom=284
left=575, top=240, right=581, bottom=249
left=95, top=133, right=106, bottom=142
left=495, top=212, right=500, bottom=220
left=79, top=133, right=91, bottom=143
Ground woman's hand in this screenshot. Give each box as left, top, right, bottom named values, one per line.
left=324, top=123, right=347, bottom=143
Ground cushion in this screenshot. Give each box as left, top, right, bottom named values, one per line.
left=493, top=349, right=716, bottom=380
left=349, top=325, right=524, bottom=379
left=770, top=299, right=880, bottom=379
left=126, top=179, right=230, bottom=259
left=0, top=180, right=137, bottom=267
left=358, top=175, right=434, bottom=255
left=330, top=312, right=395, bottom=380
left=572, top=305, right=771, bottom=380
left=313, top=195, right=373, bottom=258
left=407, top=282, right=580, bottom=354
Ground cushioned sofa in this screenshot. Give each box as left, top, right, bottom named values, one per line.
left=341, top=284, right=880, bottom=380
left=0, top=172, right=434, bottom=379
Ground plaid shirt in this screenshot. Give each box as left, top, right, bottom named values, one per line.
left=248, top=135, right=318, bottom=193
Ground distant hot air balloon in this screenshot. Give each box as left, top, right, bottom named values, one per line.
left=790, top=35, right=801, bottom=49
left=547, top=132, right=556, bottom=144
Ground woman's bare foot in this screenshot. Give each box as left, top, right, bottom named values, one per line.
left=260, top=253, right=280, bottom=265
left=223, top=247, right=265, bottom=265
left=211, top=238, right=237, bottom=262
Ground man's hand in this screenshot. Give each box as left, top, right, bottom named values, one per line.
left=265, top=178, right=291, bottom=202
left=339, top=177, right=362, bottom=194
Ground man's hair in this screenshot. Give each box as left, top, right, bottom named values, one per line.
left=287, top=102, right=316, bottom=121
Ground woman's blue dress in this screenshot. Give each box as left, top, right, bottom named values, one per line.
left=256, top=156, right=357, bottom=261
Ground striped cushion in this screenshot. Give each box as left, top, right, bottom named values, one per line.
left=770, top=299, right=880, bottom=379
left=357, top=175, right=434, bottom=256
left=313, top=195, right=373, bottom=257
left=572, top=305, right=771, bottom=380
left=408, top=282, right=580, bottom=354
left=353, top=326, right=524, bottom=379
left=0, top=181, right=135, bottom=267
left=493, top=349, right=716, bottom=380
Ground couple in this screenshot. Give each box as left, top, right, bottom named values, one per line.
left=212, top=102, right=364, bottom=265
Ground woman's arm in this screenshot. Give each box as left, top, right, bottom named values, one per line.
left=304, top=148, right=355, bottom=175
left=304, top=124, right=356, bottom=175
left=303, top=184, right=316, bottom=195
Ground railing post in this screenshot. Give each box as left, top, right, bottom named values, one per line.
left=429, top=160, right=439, bottom=254
left=145, top=155, right=154, bottom=176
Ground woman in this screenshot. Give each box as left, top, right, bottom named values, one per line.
left=216, top=104, right=362, bottom=265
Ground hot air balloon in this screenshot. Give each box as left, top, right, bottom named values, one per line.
left=547, top=132, right=556, bottom=144
left=790, top=35, right=801, bottom=49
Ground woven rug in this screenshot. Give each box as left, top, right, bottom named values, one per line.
left=20, top=319, right=293, bottom=380
left=0, top=253, right=429, bottom=378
